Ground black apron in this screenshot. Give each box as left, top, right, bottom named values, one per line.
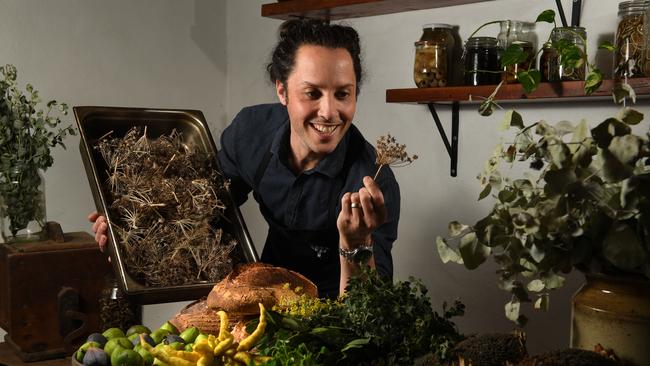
left=252, top=132, right=362, bottom=299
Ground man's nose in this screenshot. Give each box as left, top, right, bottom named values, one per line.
left=317, top=94, right=337, bottom=122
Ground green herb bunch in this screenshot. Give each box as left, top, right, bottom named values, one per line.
left=437, top=107, right=649, bottom=325
left=255, top=267, right=465, bottom=365
left=0, top=64, right=75, bottom=238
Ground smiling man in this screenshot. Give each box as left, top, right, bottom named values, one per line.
left=91, top=19, right=400, bottom=298
left=218, top=19, right=401, bottom=298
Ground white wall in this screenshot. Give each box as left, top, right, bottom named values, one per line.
left=0, top=0, right=228, bottom=337
left=225, top=0, right=650, bottom=356
left=1, top=0, right=648, bottom=357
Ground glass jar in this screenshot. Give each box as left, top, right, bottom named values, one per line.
left=551, top=26, right=587, bottom=81
left=0, top=164, right=47, bottom=243
left=540, top=41, right=559, bottom=82
left=99, top=274, right=142, bottom=331
left=463, top=37, right=500, bottom=86
left=497, top=20, right=537, bottom=83
left=615, top=0, right=649, bottom=79
left=414, top=24, right=455, bottom=88
left=645, top=4, right=650, bottom=75
left=414, top=41, right=447, bottom=87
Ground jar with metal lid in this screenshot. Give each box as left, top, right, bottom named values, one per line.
left=551, top=26, right=587, bottom=81
left=615, top=0, right=649, bottom=79
left=463, top=36, right=500, bottom=86
left=414, top=24, right=454, bottom=87
left=99, top=273, right=142, bottom=330
left=540, top=41, right=559, bottom=81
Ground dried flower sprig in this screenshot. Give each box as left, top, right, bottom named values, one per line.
left=96, top=127, right=238, bottom=287
left=373, top=134, right=418, bottom=180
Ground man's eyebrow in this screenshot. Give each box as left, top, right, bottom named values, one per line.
left=300, top=81, right=355, bottom=89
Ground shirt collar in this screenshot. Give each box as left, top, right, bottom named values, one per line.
left=269, top=120, right=351, bottom=178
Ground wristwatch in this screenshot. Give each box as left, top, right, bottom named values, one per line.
left=339, top=244, right=374, bottom=264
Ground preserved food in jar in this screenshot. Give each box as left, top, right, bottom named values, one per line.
left=540, top=42, right=559, bottom=82
left=99, top=274, right=142, bottom=330
left=413, top=24, right=455, bottom=88
left=414, top=41, right=447, bottom=87
left=615, top=0, right=649, bottom=78
left=464, top=37, right=500, bottom=86
left=551, top=26, right=587, bottom=81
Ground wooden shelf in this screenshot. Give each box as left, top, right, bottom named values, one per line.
left=261, top=0, right=494, bottom=20
left=386, top=77, right=650, bottom=104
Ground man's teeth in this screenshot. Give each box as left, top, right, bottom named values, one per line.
left=313, top=124, right=338, bottom=133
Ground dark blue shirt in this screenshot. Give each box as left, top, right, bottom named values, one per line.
left=217, top=103, right=399, bottom=282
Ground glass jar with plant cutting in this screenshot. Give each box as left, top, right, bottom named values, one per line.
left=0, top=64, right=75, bottom=243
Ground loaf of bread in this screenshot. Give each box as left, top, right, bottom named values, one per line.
left=207, top=262, right=318, bottom=315
left=170, top=263, right=318, bottom=334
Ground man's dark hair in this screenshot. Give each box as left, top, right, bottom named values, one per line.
left=267, top=19, right=363, bottom=95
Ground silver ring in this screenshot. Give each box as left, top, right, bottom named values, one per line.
left=350, top=202, right=360, bottom=208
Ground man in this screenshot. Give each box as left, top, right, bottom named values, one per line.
left=90, top=19, right=400, bottom=298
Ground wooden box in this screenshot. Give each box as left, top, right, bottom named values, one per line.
left=0, top=231, right=111, bottom=361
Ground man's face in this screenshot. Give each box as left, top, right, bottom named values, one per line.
left=276, top=45, right=357, bottom=167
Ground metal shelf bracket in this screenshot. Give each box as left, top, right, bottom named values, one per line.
left=427, top=102, right=459, bottom=177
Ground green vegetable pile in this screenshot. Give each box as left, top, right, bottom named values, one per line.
left=253, top=267, right=465, bottom=365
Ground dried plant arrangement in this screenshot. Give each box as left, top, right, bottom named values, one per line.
left=373, top=134, right=418, bottom=180
left=95, top=127, right=237, bottom=287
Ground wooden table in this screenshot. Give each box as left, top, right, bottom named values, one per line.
left=0, top=343, right=69, bottom=366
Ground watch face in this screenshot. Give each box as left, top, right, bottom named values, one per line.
left=353, top=247, right=373, bottom=264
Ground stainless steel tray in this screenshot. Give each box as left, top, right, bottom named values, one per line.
left=74, top=106, right=258, bottom=304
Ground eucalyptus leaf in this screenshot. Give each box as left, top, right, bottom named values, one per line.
left=591, top=118, right=631, bottom=148
left=458, top=232, right=491, bottom=270
left=603, top=223, right=646, bottom=270
left=534, top=293, right=549, bottom=310
left=612, top=83, right=636, bottom=104
left=542, top=273, right=565, bottom=289
left=527, top=279, right=545, bottom=292
left=448, top=221, right=469, bottom=237
left=505, top=300, right=520, bottom=323
left=609, top=135, right=641, bottom=164
left=530, top=244, right=545, bottom=263
left=478, top=183, right=492, bottom=200
left=436, top=236, right=464, bottom=264
left=619, top=107, right=644, bottom=125
left=501, top=110, right=524, bottom=131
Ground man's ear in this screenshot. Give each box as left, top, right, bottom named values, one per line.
left=275, top=80, right=287, bottom=105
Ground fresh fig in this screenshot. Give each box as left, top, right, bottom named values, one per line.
left=75, top=341, right=101, bottom=362
left=131, top=333, right=156, bottom=347
left=87, top=333, right=108, bottom=347
left=163, top=334, right=185, bottom=345
left=82, top=347, right=109, bottom=366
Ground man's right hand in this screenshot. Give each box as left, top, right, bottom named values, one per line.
left=88, top=211, right=108, bottom=252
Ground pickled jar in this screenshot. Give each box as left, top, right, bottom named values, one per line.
left=463, top=37, right=500, bottom=86
left=551, top=26, right=587, bottom=81
left=414, top=24, right=454, bottom=88
left=615, top=0, right=649, bottom=79
left=540, top=41, right=559, bottom=81
left=99, top=274, right=142, bottom=331
left=414, top=41, right=447, bottom=87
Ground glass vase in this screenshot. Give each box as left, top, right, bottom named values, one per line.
left=0, top=164, right=47, bottom=243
